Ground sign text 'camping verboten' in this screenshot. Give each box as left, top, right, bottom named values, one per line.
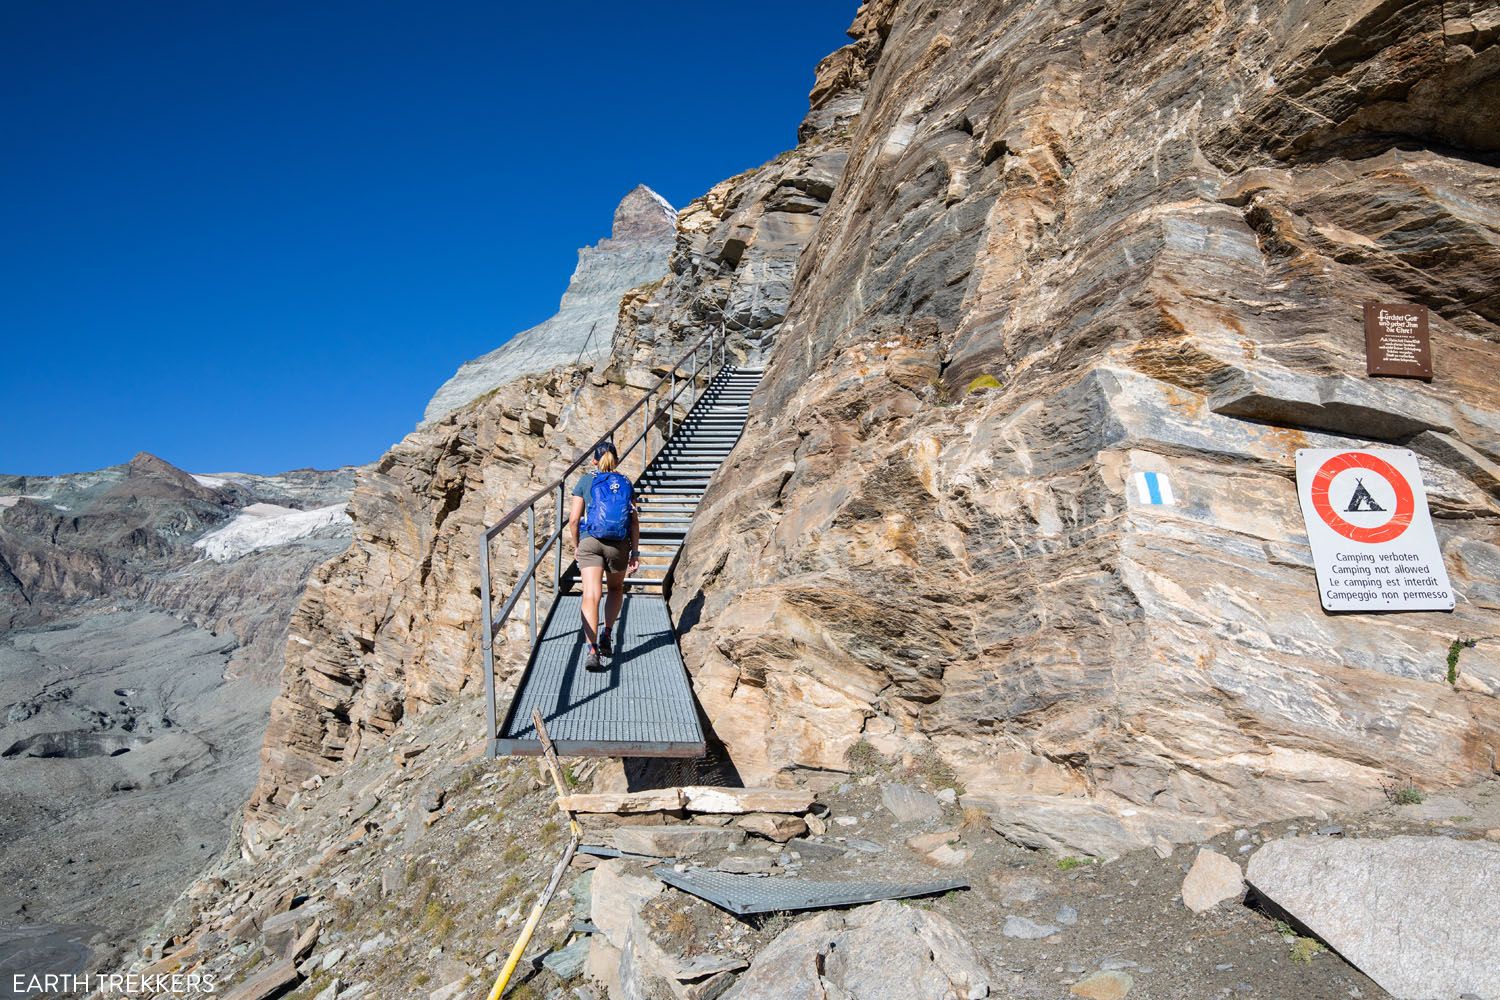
left=1295, top=449, right=1454, bottom=612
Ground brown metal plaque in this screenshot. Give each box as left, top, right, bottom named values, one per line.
left=1363, top=303, right=1431, bottom=379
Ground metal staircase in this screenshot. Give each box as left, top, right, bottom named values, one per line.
left=628, top=366, right=760, bottom=589
left=478, top=328, right=761, bottom=758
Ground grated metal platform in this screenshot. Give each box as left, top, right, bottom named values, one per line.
left=651, top=866, right=969, bottom=915
left=494, top=593, right=705, bottom=757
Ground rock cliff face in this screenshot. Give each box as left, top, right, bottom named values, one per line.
left=609, top=90, right=862, bottom=376
left=670, top=0, right=1500, bottom=855
left=422, top=185, right=677, bottom=423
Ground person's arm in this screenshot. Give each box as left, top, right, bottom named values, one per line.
left=628, top=506, right=640, bottom=574
left=569, top=496, right=584, bottom=551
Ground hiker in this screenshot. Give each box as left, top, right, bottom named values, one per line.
left=569, top=441, right=639, bottom=671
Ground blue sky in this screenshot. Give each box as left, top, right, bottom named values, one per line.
left=0, top=2, right=855, bottom=476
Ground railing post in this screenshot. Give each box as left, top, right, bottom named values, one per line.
left=527, top=507, right=537, bottom=646
left=643, top=392, right=651, bottom=476
left=479, top=531, right=497, bottom=758
left=669, top=371, right=676, bottom=437
left=554, top=483, right=565, bottom=596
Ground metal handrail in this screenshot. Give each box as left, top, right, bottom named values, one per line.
left=479, top=325, right=730, bottom=756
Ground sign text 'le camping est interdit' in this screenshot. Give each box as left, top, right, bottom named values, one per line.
left=1295, top=449, right=1454, bottom=612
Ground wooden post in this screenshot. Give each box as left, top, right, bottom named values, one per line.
left=484, top=710, right=582, bottom=1000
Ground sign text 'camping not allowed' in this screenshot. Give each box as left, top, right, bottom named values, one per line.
left=1295, top=449, right=1454, bottom=612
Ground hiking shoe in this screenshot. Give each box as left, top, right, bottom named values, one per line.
left=585, top=646, right=603, bottom=672
left=597, top=628, right=612, bottom=657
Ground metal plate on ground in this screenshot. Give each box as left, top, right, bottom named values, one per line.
left=651, top=865, right=968, bottom=915
left=578, top=844, right=668, bottom=861
left=495, top=594, right=705, bottom=758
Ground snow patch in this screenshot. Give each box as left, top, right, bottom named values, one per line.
left=193, top=502, right=350, bottom=562
left=0, top=495, right=47, bottom=509
left=641, top=186, right=678, bottom=218
left=191, top=475, right=228, bottom=488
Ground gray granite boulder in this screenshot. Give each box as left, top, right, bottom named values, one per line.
left=1247, top=836, right=1500, bottom=999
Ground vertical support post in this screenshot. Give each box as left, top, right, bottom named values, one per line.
left=485, top=710, right=581, bottom=1000
left=554, top=483, right=564, bottom=596
left=479, top=530, right=497, bottom=758
left=669, top=371, right=676, bottom=438
left=527, top=506, right=537, bottom=646
left=642, top=392, right=651, bottom=478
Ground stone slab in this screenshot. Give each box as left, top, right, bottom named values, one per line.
left=681, top=787, right=815, bottom=814
left=614, top=825, right=746, bottom=859
left=1246, top=836, right=1500, bottom=1000
left=559, top=789, right=686, bottom=814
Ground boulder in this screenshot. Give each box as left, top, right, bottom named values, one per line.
left=381, top=861, right=406, bottom=896
left=1246, top=836, right=1500, bottom=999
left=1070, top=970, right=1133, bottom=999
left=1180, top=849, right=1243, bottom=914
left=261, top=906, right=320, bottom=958
left=614, top=826, right=746, bottom=859
left=590, top=860, right=664, bottom=950
left=626, top=907, right=749, bottom=987
left=586, top=935, right=624, bottom=998
left=542, top=936, right=591, bottom=979
left=1001, top=915, right=1059, bottom=940
left=880, top=783, right=942, bottom=824
left=735, top=813, right=807, bottom=842
left=219, top=959, right=301, bottom=1000
left=286, top=922, right=320, bottom=963
left=723, top=901, right=989, bottom=999
left=907, top=830, right=973, bottom=867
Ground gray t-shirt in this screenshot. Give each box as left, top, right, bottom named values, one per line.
left=572, top=470, right=597, bottom=499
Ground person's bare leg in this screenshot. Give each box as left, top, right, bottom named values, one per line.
left=603, top=569, right=626, bottom=633
left=580, top=565, right=604, bottom=647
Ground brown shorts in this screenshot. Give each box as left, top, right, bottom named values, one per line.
left=577, top=535, right=629, bottom=574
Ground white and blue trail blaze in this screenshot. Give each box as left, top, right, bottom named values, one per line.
left=1135, top=471, right=1175, bottom=506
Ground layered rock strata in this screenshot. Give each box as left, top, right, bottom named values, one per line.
left=609, top=56, right=866, bottom=377
left=669, top=0, right=1500, bottom=855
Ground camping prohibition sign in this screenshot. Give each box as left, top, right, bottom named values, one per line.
left=1294, top=448, right=1455, bottom=612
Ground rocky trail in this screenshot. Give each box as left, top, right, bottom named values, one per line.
left=116, top=681, right=1499, bottom=1000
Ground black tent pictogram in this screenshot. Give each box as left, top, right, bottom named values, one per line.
left=1345, top=478, right=1386, bottom=513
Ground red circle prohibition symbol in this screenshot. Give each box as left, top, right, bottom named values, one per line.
left=1310, top=451, right=1415, bottom=543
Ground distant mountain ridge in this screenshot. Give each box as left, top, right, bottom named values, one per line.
left=421, top=184, right=676, bottom=423
left=0, top=451, right=356, bottom=973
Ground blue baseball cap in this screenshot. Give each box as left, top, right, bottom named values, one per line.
left=593, top=441, right=617, bottom=461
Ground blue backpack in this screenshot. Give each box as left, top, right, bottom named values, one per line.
left=582, top=471, right=633, bottom=540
